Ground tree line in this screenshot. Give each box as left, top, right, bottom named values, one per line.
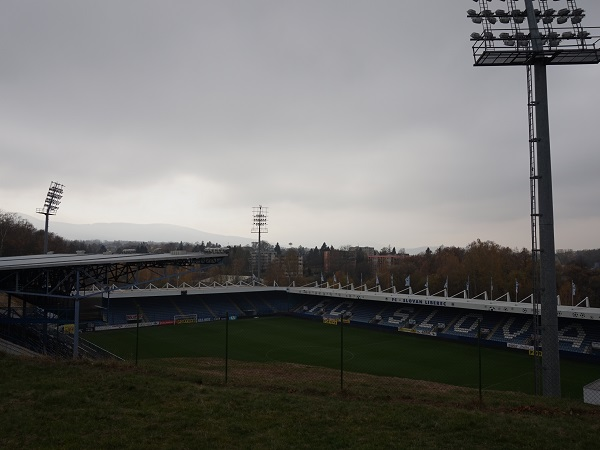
left=0, top=211, right=221, bottom=256
left=217, top=240, right=600, bottom=308
left=2, top=210, right=599, bottom=307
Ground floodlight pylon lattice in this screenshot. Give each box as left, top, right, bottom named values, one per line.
left=251, top=205, right=268, bottom=281
left=467, top=0, right=599, bottom=398
left=36, top=181, right=65, bottom=254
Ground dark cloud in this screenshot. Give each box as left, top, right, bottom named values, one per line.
left=1, top=1, right=599, bottom=250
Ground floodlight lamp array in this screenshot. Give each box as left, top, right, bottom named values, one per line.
left=468, top=0, right=596, bottom=50
left=251, top=205, right=268, bottom=233
left=37, top=181, right=65, bottom=215
left=468, top=0, right=599, bottom=65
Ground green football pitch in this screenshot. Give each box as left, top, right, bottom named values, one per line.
left=84, top=316, right=600, bottom=399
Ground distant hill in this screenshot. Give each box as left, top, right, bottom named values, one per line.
left=18, top=214, right=254, bottom=246
left=16, top=213, right=434, bottom=253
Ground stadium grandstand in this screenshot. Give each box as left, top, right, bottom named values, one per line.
left=93, top=281, right=600, bottom=361
left=0, top=251, right=227, bottom=358
left=2, top=250, right=600, bottom=361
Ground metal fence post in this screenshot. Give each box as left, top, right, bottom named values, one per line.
left=135, top=305, right=140, bottom=366
left=225, top=312, right=229, bottom=384
left=340, top=316, right=344, bottom=391
left=478, top=319, right=482, bottom=406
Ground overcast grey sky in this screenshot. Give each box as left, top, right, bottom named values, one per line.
left=1, top=1, right=599, bottom=251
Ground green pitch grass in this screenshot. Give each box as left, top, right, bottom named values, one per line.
left=84, top=316, right=600, bottom=399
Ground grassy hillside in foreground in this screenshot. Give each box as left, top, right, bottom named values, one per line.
left=1, top=353, right=599, bottom=450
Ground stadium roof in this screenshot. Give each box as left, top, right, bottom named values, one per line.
left=0, top=251, right=227, bottom=299
left=0, top=251, right=226, bottom=271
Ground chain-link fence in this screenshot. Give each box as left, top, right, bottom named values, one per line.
left=82, top=307, right=600, bottom=405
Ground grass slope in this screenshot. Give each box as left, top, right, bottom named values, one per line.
left=84, top=317, right=600, bottom=399
left=1, top=352, right=600, bottom=450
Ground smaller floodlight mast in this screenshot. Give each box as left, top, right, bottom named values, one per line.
left=251, top=206, right=268, bottom=281
left=36, top=181, right=65, bottom=254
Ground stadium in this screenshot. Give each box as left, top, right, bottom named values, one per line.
left=2, top=239, right=600, bottom=448
left=3, top=268, right=600, bottom=447
left=2, top=249, right=600, bottom=397
left=94, top=281, right=600, bottom=362
left=2, top=229, right=600, bottom=412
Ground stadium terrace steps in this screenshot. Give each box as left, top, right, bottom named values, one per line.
left=234, top=295, right=258, bottom=314
left=98, top=291, right=600, bottom=358
left=349, top=301, right=386, bottom=324
left=491, top=316, right=532, bottom=346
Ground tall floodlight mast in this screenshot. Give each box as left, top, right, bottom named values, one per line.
left=251, top=205, right=268, bottom=281
left=468, top=0, right=599, bottom=398
left=36, top=181, right=65, bottom=254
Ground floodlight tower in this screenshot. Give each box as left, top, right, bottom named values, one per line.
left=251, top=205, right=268, bottom=280
left=36, top=181, right=65, bottom=254
left=468, top=0, right=599, bottom=398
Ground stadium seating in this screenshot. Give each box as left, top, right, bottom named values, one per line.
left=100, top=291, right=599, bottom=359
